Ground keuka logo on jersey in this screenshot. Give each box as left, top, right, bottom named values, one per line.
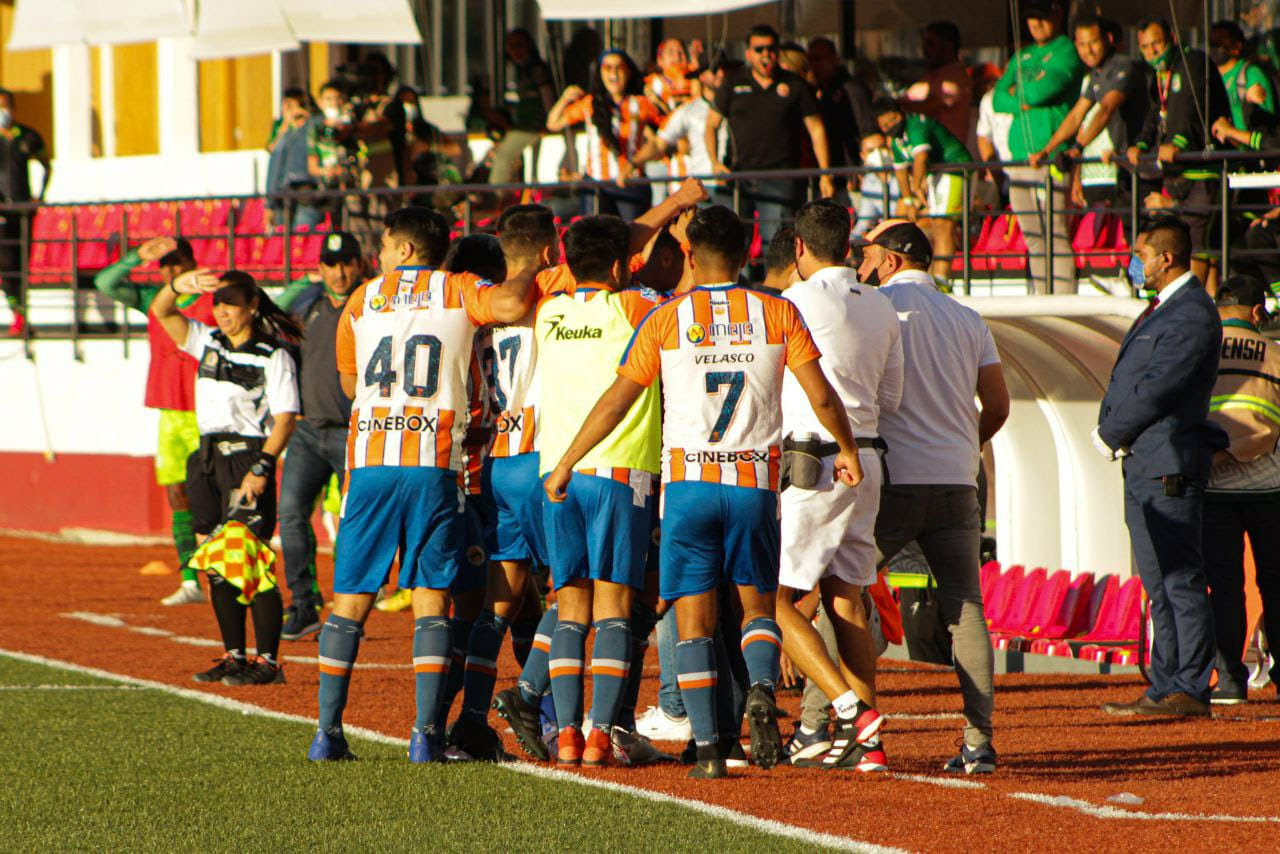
left=544, top=314, right=603, bottom=341
left=357, top=413, right=437, bottom=433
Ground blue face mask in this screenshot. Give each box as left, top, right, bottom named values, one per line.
left=1127, top=253, right=1145, bottom=287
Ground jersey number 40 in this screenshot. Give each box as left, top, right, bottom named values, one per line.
left=365, top=334, right=443, bottom=398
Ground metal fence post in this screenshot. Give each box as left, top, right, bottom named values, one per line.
left=463, top=196, right=473, bottom=236
left=120, top=206, right=129, bottom=357
left=70, top=207, right=81, bottom=361
left=961, top=168, right=971, bottom=295
left=1043, top=169, right=1054, bottom=296
left=282, top=201, right=293, bottom=287
left=226, top=205, right=236, bottom=269
left=1220, top=160, right=1231, bottom=277
left=593, top=184, right=601, bottom=215
left=1129, top=166, right=1139, bottom=256
left=20, top=208, right=31, bottom=360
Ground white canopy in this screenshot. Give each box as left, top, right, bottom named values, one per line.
left=537, top=0, right=776, bottom=19
left=7, top=0, right=422, bottom=55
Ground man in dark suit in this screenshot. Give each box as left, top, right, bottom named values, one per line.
left=1095, top=217, right=1226, bottom=717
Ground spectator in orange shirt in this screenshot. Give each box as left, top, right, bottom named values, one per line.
left=547, top=50, right=663, bottom=220
left=903, top=21, right=974, bottom=148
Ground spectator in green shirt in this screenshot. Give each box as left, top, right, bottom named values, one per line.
left=993, top=0, right=1084, bottom=294
left=1211, top=20, right=1276, bottom=136
left=876, top=98, right=967, bottom=284
left=487, top=29, right=556, bottom=195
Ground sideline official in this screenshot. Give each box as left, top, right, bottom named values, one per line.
left=1097, top=217, right=1227, bottom=718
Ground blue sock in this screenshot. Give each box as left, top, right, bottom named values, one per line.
left=676, top=637, right=719, bottom=747
left=540, top=693, right=558, bottom=731
left=412, top=616, right=452, bottom=736
left=518, top=603, right=557, bottom=706
left=587, top=618, right=631, bottom=733
left=549, top=619, right=587, bottom=730
left=317, top=615, right=361, bottom=734
left=739, top=616, right=782, bottom=692
left=617, top=601, right=658, bottom=731
left=434, top=617, right=472, bottom=731
left=460, top=611, right=508, bottom=721
left=510, top=617, right=539, bottom=668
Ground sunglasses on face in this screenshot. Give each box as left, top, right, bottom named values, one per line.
left=750, top=44, right=778, bottom=54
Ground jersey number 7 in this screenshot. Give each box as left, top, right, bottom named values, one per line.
left=705, top=370, right=744, bottom=443
left=365, top=334, right=443, bottom=398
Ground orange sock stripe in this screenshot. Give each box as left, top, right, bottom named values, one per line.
left=677, top=677, right=717, bottom=689
left=318, top=663, right=352, bottom=676
left=414, top=664, right=450, bottom=674
left=532, top=640, right=551, bottom=652
left=590, top=665, right=628, bottom=678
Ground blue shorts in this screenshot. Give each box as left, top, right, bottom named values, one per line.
left=659, top=480, right=781, bottom=600
left=333, top=466, right=464, bottom=594
left=451, top=495, right=489, bottom=595
left=480, top=453, right=547, bottom=565
left=543, top=471, right=654, bottom=591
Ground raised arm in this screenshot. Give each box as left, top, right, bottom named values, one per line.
left=629, top=177, right=708, bottom=254
left=150, top=267, right=220, bottom=348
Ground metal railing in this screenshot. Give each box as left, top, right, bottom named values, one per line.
left=4, top=146, right=1279, bottom=360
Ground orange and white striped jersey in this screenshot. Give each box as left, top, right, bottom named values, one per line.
left=485, top=325, right=538, bottom=458
left=460, top=338, right=490, bottom=493
left=559, top=94, right=663, bottom=182
left=618, top=284, right=822, bottom=490
left=336, top=266, right=502, bottom=472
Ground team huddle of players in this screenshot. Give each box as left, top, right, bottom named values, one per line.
left=300, top=177, right=898, bottom=779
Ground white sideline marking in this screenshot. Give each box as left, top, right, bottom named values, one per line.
left=60, top=612, right=406, bottom=669
left=884, top=713, right=966, bottom=721
left=890, top=773, right=986, bottom=789
left=1010, top=793, right=1280, bottom=824
left=0, top=684, right=144, bottom=691
left=0, top=648, right=903, bottom=854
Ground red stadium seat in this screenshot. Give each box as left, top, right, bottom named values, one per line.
left=982, top=564, right=1024, bottom=629
left=989, top=566, right=1045, bottom=634
left=1074, top=575, right=1142, bottom=645
left=29, top=207, right=73, bottom=283
left=979, top=561, right=1001, bottom=600
left=991, top=569, right=1072, bottom=650
left=235, top=198, right=266, bottom=236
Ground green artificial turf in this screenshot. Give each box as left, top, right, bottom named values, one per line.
left=0, top=654, right=823, bottom=853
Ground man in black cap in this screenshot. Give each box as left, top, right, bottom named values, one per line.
left=277, top=231, right=369, bottom=639
left=858, top=218, right=1010, bottom=774
left=1203, top=274, right=1280, bottom=703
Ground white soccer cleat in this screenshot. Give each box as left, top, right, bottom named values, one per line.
left=635, top=704, right=694, bottom=741
left=161, top=580, right=206, bottom=606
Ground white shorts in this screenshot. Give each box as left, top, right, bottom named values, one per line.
left=778, top=446, right=884, bottom=591
left=927, top=172, right=963, bottom=218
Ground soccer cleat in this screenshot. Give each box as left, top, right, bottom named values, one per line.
left=557, top=726, right=585, bottom=767
left=795, top=711, right=884, bottom=769
left=409, top=731, right=443, bottom=763
left=221, top=656, right=285, bottom=686
left=688, top=743, right=728, bottom=779
left=611, top=727, right=677, bottom=766
left=943, top=740, right=997, bottom=775
left=308, top=729, right=357, bottom=761
left=784, top=722, right=832, bottom=763
left=635, top=704, right=694, bottom=741
left=375, top=588, right=412, bottom=612
left=745, top=684, right=783, bottom=770
left=722, top=737, right=749, bottom=769
left=281, top=603, right=322, bottom=641
left=848, top=702, right=885, bottom=743
left=492, top=687, right=551, bottom=761
left=446, top=715, right=508, bottom=762
left=162, top=580, right=206, bottom=606
left=193, top=653, right=245, bottom=683
left=582, top=727, right=612, bottom=767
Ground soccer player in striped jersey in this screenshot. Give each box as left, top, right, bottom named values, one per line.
left=307, top=208, right=536, bottom=763
left=545, top=205, right=862, bottom=779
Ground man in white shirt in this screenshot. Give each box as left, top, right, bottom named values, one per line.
left=629, top=59, right=736, bottom=185
left=775, top=200, right=904, bottom=771
left=859, top=219, right=1010, bottom=775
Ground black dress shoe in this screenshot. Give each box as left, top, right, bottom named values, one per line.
left=1134, top=691, right=1211, bottom=717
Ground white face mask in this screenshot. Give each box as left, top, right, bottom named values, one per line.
left=0, top=109, right=12, bottom=130
left=322, top=106, right=341, bottom=121
left=403, top=104, right=418, bottom=123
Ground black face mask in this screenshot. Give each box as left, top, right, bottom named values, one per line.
left=1209, top=45, right=1232, bottom=66
left=862, top=265, right=881, bottom=286
left=883, top=119, right=906, bottom=138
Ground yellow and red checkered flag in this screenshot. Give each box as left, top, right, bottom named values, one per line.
left=189, top=520, right=278, bottom=604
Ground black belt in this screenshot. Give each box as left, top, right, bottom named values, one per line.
left=788, top=436, right=887, bottom=457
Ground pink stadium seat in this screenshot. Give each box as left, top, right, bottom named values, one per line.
left=980, top=561, right=1001, bottom=600
left=992, top=570, right=1072, bottom=650
left=29, top=207, right=73, bottom=283
left=137, top=202, right=176, bottom=237
left=1075, top=575, right=1142, bottom=644
left=1037, top=572, right=1097, bottom=639
left=290, top=229, right=324, bottom=269
left=235, top=198, right=266, bottom=236
left=983, top=564, right=1024, bottom=629
left=989, top=566, right=1046, bottom=635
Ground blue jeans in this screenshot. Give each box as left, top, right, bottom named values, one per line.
left=278, top=420, right=348, bottom=605
left=656, top=609, right=686, bottom=717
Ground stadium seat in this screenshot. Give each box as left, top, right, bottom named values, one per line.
left=979, top=561, right=1001, bottom=600
left=29, top=207, right=73, bottom=284
left=991, top=569, right=1071, bottom=650
left=1072, top=575, right=1143, bottom=649
left=989, top=566, right=1046, bottom=635
left=983, top=564, right=1024, bottom=629
left=1034, top=572, right=1097, bottom=641
left=235, top=198, right=266, bottom=237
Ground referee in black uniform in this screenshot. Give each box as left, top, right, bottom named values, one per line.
left=151, top=268, right=303, bottom=687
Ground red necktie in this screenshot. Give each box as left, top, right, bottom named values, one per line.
left=1138, top=297, right=1160, bottom=323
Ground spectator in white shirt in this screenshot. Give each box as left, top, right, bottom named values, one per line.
left=857, top=219, right=1010, bottom=775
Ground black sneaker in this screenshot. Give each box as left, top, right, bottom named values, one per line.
left=222, top=657, right=286, bottom=686
left=446, top=715, right=508, bottom=762
left=281, top=603, right=322, bottom=641
left=493, top=687, right=550, bottom=761
left=745, top=684, right=783, bottom=770
left=688, top=742, right=727, bottom=779
left=193, top=653, right=245, bottom=683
